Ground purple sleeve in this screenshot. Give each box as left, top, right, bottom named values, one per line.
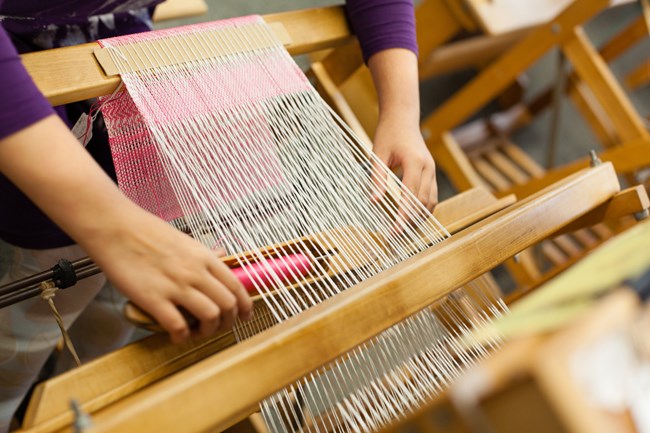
left=0, top=25, right=54, bottom=141
left=345, top=0, right=418, bottom=63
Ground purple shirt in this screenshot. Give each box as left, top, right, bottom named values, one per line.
left=0, top=0, right=418, bottom=249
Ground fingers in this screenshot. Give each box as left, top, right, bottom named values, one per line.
left=173, top=288, right=225, bottom=337
left=427, top=170, right=439, bottom=212
left=208, top=259, right=253, bottom=321
left=145, top=300, right=192, bottom=344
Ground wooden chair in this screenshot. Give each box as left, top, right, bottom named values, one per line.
left=430, top=0, right=650, bottom=288
left=619, top=0, right=650, bottom=93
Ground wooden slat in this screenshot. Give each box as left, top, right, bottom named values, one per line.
left=464, top=0, right=635, bottom=35
left=432, top=187, right=503, bottom=226
left=309, top=62, right=374, bottom=146
left=552, top=234, right=583, bottom=257
left=599, top=16, right=647, bottom=62
left=315, top=39, right=364, bottom=88
left=496, top=139, right=650, bottom=199
left=31, top=164, right=619, bottom=433
left=551, top=185, right=649, bottom=236
left=484, top=148, right=530, bottom=185
left=542, top=240, right=569, bottom=267
left=625, top=60, right=650, bottom=91
left=443, top=0, right=481, bottom=31
left=472, top=157, right=513, bottom=191
left=419, top=30, right=527, bottom=79
left=464, top=0, right=573, bottom=35
left=23, top=333, right=236, bottom=431
left=21, top=7, right=354, bottom=106
left=445, top=195, right=517, bottom=234
left=591, top=223, right=614, bottom=239
left=561, top=27, right=649, bottom=142
left=415, top=0, right=466, bottom=64
left=500, top=141, right=546, bottom=179
left=572, top=228, right=599, bottom=248
left=429, top=133, right=490, bottom=191
left=567, top=74, right=619, bottom=148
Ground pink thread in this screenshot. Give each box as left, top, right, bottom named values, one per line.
left=232, top=253, right=313, bottom=293
left=98, top=16, right=310, bottom=226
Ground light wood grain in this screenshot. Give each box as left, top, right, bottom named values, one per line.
left=497, top=139, right=650, bottom=199
left=625, top=60, right=650, bottom=91
left=551, top=185, right=649, bottom=236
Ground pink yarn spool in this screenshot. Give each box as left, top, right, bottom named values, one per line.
left=232, top=253, right=313, bottom=293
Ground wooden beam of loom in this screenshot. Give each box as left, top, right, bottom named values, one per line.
left=38, top=164, right=619, bottom=433
left=20, top=6, right=354, bottom=107
left=18, top=187, right=514, bottom=433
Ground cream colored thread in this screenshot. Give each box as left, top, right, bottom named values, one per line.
left=40, top=281, right=82, bottom=367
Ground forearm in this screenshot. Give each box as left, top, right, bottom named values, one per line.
left=367, top=48, right=421, bottom=128
left=0, top=114, right=252, bottom=341
left=0, top=114, right=144, bottom=252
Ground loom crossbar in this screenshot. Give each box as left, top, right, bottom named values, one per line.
left=20, top=7, right=354, bottom=106
left=68, top=164, right=620, bottom=433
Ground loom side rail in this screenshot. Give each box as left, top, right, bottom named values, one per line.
left=20, top=6, right=354, bottom=107
left=62, top=164, right=621, bottom=433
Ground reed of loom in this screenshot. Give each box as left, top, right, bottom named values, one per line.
left=12, top=7, right=650, bottom=433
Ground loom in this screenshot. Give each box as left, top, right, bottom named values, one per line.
left=92, top=16, right=511, bottom=433
left=7, top=14, right=505, bottom=433
left=8, top=6, right=650, bottom=433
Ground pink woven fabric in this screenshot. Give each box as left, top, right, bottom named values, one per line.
left=99, top=16, right=311, bottom=223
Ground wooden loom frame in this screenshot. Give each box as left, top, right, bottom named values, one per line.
left=14, top=6, right=648, bottom=433
left=16, top=164, right=623, bottom=433
left=18, top=187, right=515, bottom=433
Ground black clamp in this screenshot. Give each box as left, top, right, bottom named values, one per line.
left=52, top=259, right=78, bottom=289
